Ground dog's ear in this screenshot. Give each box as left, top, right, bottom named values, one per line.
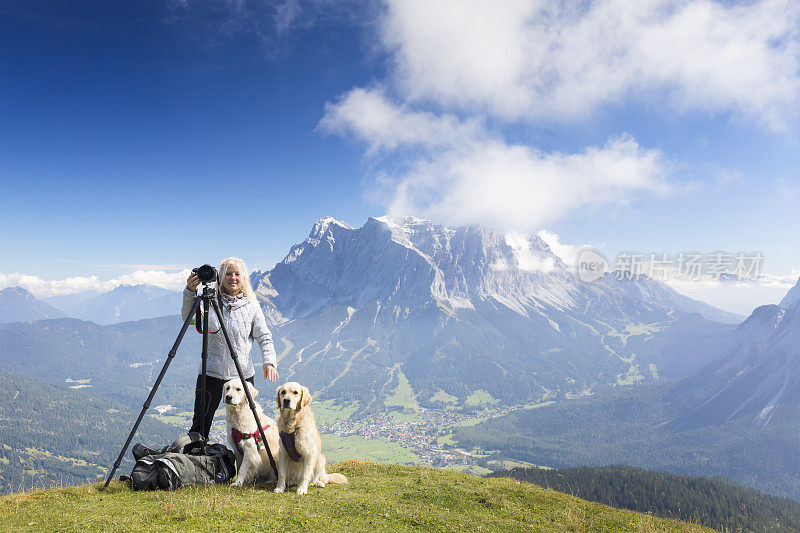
left=247, top=381, right=258, bottom=398
left=299, top=386, right=312, bottom=409
left=275, top=387, right=282, bottom=407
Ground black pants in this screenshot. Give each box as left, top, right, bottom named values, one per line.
left=190, top=374, right=254, bottom=439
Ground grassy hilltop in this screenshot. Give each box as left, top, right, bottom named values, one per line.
left=1, top=462, right=710, bottom=532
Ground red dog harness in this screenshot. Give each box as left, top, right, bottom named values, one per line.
left=231, top=425, right=269, bottom=455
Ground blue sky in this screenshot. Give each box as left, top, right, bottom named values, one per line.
left=2, top=0, right=799, bottom=314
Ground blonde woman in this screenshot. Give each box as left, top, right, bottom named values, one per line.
left=182, top=257, right=279, bottom=438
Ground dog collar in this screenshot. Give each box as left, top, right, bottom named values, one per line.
left=279, top=431, right=302, bottom=462
left=231, top=426, right=269, bottom=455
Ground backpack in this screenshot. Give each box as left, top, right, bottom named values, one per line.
left=128, top=433, right=236, bottom=490
left=131, top=431, right=206, bottom=460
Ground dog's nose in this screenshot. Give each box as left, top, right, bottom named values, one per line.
left=283, top=399, right=291, bottom=408
left=225, top=395, right=233, bottom=403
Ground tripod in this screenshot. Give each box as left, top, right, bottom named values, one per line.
left=102, top=284, right=278, bottom=489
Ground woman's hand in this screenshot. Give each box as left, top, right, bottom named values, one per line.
left=186, top=272, right=200, bottom=292
left=263, top=364, right=278, bottom=382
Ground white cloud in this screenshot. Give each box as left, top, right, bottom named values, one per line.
left=505, top=232, right=556, bottom=272
left=387, top=135, right=667, bottom=232
left=0, top=270, right=192, bottom=298
left=537, top=230, right=597, bottom=269
left=776, top=177, right=799, bottom=200
left=322, top=1, right=799, bottom=233
left=666, top=271, right=800, bottom=315
left=382, top=0, right=800, bottom=129
left=319, top=87, right=483, bottom=154
left=323, top=89, right=669, bottom=231
left=116, top=269, right=193, bottom=289
left=275, top=0, right=302, bottom=34
left=167, top=0, right=366, bottom=57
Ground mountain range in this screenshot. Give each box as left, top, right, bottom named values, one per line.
left=48, top=284, right=180, bottom=325
left=0, top=285, right=180, bottom=325
left=252, top=216, right=739, bottom=406
left=669, top=282, right=800, bottom=429
left=454, top=275, right=800, bottom=499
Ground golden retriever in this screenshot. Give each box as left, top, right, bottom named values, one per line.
left=222, top=378, right=280, bottom=486
left=273, top=382, right=348, bottom=495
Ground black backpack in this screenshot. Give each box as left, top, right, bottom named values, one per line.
left=127, top=433, right=236, bottom=490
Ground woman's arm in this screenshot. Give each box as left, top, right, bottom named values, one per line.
left=252, top=304, right=278, bottom=382
left=181, top=272, right=200, bottom=323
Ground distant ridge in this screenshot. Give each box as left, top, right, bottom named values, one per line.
left=0, top=286, right=67, bottom=323
left=492, top=464, right=800, bottom=532
left=668, top=301, right=800, bottom=430
left=452, top=275, right=800, bottom=500
left=51, top=284, right=180, bottom=325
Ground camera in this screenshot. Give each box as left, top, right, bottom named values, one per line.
left=193, top=264, right=218, bottom=284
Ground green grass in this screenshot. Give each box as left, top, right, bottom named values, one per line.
left=523, top=400, right=555, bottom=410
left=384, top=369, right=420, bottom=412
left=430, top=389, right=458, bottom=404
left=312, top=400, right=358, bottom=425
left=450, top=417, right=486, bottom=427
left=148, top=414, right=187, bottom=425
left=465, top=389, right=499, bottom=407
left=0, top=462, right=711, bottom=532
left=436, top=434, right=457, bottom=446
left=444, top=463, right=493, bottom=476
left=388, top=410, right=421, bottom=422
left=321, top=435, right=420, bottom=464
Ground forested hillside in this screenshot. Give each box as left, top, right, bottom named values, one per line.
left=491, top=465, right=800, bottom=532
left=0, top=373, right=179, bottom=494
left=455, top=383, right=800, bottom=500
left=0, top=316, right=202, bottom=408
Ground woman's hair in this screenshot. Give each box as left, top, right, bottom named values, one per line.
left=219, top=257, right=258, bottom=303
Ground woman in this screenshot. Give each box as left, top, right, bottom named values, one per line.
left=181, top=257, right=278, bottom=439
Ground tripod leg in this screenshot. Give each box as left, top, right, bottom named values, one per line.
left=200, top=296, right=210, bottom=438
left=101, top=297, right=201, bottom=490
left=210, top=298, right=279, bottom=479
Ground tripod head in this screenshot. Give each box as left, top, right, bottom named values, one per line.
left=200, top=284, right=217, bottom=299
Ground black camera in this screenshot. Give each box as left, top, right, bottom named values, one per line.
left=193, top=264, right=218, bottom=284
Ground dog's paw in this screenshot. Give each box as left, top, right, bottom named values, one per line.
left=296, top=485, right=308, bottom=495
left=313, top=480, right=325, bottom=488
left=273, top=486, right=285, bottom=493
left=231, top=478, right=244, bottom=487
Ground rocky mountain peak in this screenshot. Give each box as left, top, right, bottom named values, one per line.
left=737, top=304, right=787, bottom=337
left=1, top=286, right=36, bottom=300
left=252, top=216, right=735, bottom=328
left=779, top=277, right=800, bottom=310
left=0, top=286, right=67, bottom=322
left=254, top=216, right=584, bottom=321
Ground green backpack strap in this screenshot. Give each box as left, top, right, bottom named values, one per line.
left=132, top=432, right=206, bottom=461
left=165, top=431, right=206, bottom=454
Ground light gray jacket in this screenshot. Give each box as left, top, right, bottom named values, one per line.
left=181, top=288, right=277, bottom=380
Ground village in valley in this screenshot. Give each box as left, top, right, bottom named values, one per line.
left=156, top=370, right=550, bottom=474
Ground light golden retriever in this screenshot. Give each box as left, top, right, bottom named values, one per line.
left=273, top=382, right=348, bottom=495
left=222, top=378, right=280, bottom=486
